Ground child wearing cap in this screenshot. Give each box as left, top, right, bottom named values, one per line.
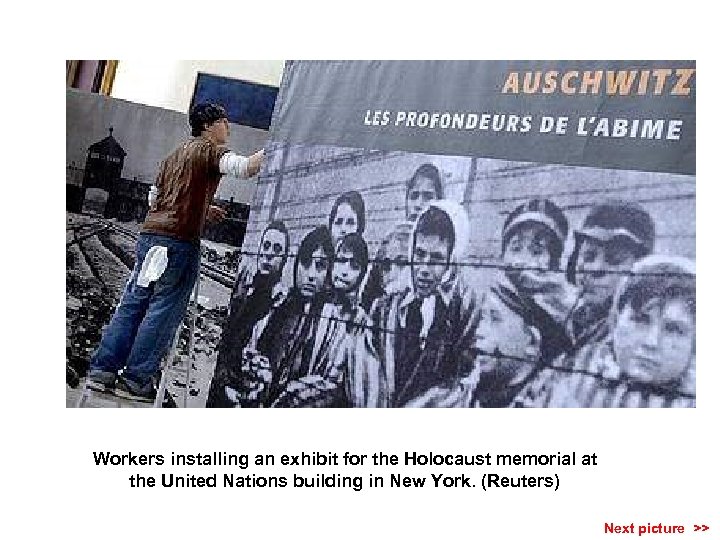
left=501, top=198, right=568, bottom=277
left=565, top=200, right=656, bottom=350
left=612, top=257, right=695, bottom=391
left=516, top=256, right=695, bottom=408
left=500, top=199, right=575, bottom=361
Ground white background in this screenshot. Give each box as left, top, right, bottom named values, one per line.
left=2, top=2, right=716, bottom=539
left=111, top=60, right=285, bottom=113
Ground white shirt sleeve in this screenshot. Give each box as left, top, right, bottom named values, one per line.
left=148, top=185, right=158, bottom=206
left=219, top=152, right=250, bottom=179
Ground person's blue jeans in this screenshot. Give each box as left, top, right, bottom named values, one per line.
left=88, top=233, right=200, bottom=391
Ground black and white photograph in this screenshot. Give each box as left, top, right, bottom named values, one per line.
left=210, top=143, right=696, bottom=408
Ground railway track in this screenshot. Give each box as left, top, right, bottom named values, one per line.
left=66, top=213, right=233, bottom=407
left=66, top=213, right=237, bottom=289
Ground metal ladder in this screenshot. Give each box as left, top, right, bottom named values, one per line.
left=75, top=281, right=200, bottom=408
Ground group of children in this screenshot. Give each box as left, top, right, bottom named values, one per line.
left=207, top=163, right=696, bottom=408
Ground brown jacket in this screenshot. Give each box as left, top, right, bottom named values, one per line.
left=142, top=137, right=229, bottom=242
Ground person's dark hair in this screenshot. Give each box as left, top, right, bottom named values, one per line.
left=189, top=103, right=227, bottom=137
left=328, top=191, right=366, bottom=236
left=617, top=266, right=696, bottom=320
left=413, top=205, right=455, bottom=261
left=263, top=220, right=289, bottom=249
left=294, top=225, right=334, bottom=288
left=335, top=232, right=369, bottom=292
left=408, top=163, right=444, bottom=200
left=502, top=199, right=569, bottom=270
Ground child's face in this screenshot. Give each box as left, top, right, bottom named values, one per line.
left=331, top=203, right=359, bottom=246
left=407, top=176, right=439, bottom=221
left=473, top=292, right=537, bottom=383
left=577, top=237, right=637, bottom=308
left=297, top=247, right=329, bottom=298
left=411, top=232, right=450, bottom=298
left=257, top=229, right=286, bottom=276
left=332, top=245, right=362, bottom=292
left=613, top=297, right=695, bottom=385
left=503, top=224, right=553, bottom=273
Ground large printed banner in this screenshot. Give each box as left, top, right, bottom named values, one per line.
left=208, top=61, right=696, bottom=408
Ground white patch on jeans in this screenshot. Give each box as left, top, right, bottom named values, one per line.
left=136, top=246, right=169, bottom=287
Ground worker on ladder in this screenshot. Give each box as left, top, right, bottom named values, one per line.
left=83, top=103, right=264, bottom=403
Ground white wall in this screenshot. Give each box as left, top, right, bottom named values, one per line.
left=111, top=60, right=285, bottom=113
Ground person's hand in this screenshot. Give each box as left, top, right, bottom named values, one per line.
left=515, top=270, right=579, bottom=327
left=247, top=149, right=265, bottom=177
left=404, top=387, right=451, bottom=408
left=270, top=376, right=338, bottom=408
left=206, top=205, right=227, bottom=224
left=231, top=259, right=254, bottom=302
left=238, top=349, right=272, bottom=405
left=223, top=386, right=242, bottom=407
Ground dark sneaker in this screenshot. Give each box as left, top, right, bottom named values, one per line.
left=162, top=390, right=178, bottom=408
left=86, top=376, right=115, bottom=394
left=114, top=376, right=156, bottom=403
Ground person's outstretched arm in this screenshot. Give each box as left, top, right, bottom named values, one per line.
left=219, top=149, right=265, bottom=179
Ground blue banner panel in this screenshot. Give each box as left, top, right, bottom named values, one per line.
left=192, top=72, right=278, bottom=130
